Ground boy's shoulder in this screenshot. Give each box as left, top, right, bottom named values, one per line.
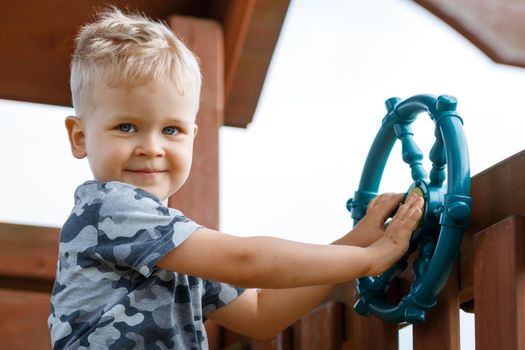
left=61, top=180, right=194, bottom=268
left=75, top=180, right=162, bottom=204
left=73, top=180, right=168, bottom=213
left=66, top=180, right=176, bottom=237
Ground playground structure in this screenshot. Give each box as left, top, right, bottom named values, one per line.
left=1, top=150, right=524, bottom=349
left=1, top=1, right=525, bottom=349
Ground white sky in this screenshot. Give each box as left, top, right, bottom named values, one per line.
left=1, top=0, right=524, bottom=347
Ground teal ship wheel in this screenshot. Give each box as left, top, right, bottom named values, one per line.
left=347, top=94, right=472, bottom=324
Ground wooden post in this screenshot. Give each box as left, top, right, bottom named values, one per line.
left=251, top=328, right=292, bottom=350
left=474, top=215, right=525, bottom=350
left=167, top=16, right=224, bottom=231
left=352, top=313, right=399, bottom=350
left=0, top=223, right=59, bottom=349
left=299, top=302, right=344, bottom=350
left=413, top=265, right=460, bottom=350
left=0, top=289, right=53, bottom=349
left=167, top=16, right=225, bottom=350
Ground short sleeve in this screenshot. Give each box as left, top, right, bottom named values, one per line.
left=95, top=182, right=202, bottom=277
left=201, top=279, right=245, bottom=317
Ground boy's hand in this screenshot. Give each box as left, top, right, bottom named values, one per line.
left=364, top=192, right=424, bottom=276
left=343, top=193, right=405, bottom=247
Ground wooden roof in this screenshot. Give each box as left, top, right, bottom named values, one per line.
left=414, top=0, right=525, bottom=68
left=0, top=0, right=290, bottom=128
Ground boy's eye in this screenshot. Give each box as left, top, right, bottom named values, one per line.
left=117, top=124, right=136, bottom=133
left=163, top=126, right=180, bottom=136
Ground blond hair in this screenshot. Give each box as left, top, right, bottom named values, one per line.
left=71, top=7, right=202, bottom=116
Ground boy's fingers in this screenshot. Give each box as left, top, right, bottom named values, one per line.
left=367, top=192, right=424, bottom=228
left=392, top=197, right=424, bottom=224
left=409, top=196, right=425, bottom=210
left=368, top=193, right=403, bottom=208
left=405, top=191, right=421, bottom=204
left=367, top=194, right=380, bottom=207
left=402, top=193, right=424, bottom=214
left=368, top=193, right=405, bottom=221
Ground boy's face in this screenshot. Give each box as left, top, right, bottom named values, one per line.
left=66, top=78, right=198, bottom=205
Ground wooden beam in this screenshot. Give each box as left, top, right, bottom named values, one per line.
left=167, top=16, right=223, bottom=230
left=0, top=222, right=58, bottom=283
left=413, top=266, right=460, bottom=350
left=218, top=0, right=290, bottom=127
left=474, top=216, right=525, bottom=350
left=251, top=328, right=292, bottom=350
left=460, top=150, right=525, bottom=303
left=0, top=288, right=52, bottom=350
left=352, top=313, right=399, bottom=350
left=413, top=0, right=525, bottom=68
left=209, top=0, right=256, bottom=105
left=299, top=302, right=344, bottom=350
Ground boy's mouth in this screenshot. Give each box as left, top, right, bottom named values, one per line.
left=125, top=169, right=167, bottom=178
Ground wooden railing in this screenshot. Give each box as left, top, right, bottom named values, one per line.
left=1, top=150, right=524, bottom=349
left=0, top=223, right=58, bottom=349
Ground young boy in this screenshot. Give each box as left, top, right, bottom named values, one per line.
left=48, top=7, right=424, bottom=350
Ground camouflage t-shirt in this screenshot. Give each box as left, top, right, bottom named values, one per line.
left=48, top=181, right=244, bottom=349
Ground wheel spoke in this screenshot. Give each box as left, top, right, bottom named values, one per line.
left=394, top=123, right=428, bottom=181
left=429, top=127, right=446, bottom=187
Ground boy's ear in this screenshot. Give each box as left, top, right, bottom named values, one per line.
left=193, top=124, right=199, bottom=138
left=65, top=116, right=87, bottom=159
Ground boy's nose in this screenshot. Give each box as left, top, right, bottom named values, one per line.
left=135, top=135, right=165, bottom=158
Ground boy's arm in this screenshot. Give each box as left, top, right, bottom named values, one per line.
left=157, top=228, right=373, bottom=288
left=158, top=193, right=410, bottom=289
left=207, top=284, right=334, bottom=340
left=206, top=193, right=423, bottom=339
left=158, top=193, right=422, bottom=338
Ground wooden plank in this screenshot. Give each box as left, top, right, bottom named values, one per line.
left=167, top=16, right=223, bottom=230
left=209, top=0, right=256, bottom=104
left=326, top=263, right=402, bottom=350
left=460, top=150, right=525, bottom=300
left=319, top=280, right=355, bottom=344
left=251, top=328, right=292, bottom=350
left=474, top=215, right=525, bottom=350
left=413, top=0, right=525, bottom=68
left=0, top=288, right=52, bottom=350
left=221, top=0, right=290, bottom=127
left=204, top=320, right=222, bottom=350
left=353, top=313, right=398, bottom=350
left=0, top=222, right=59, bottom=282
left=299, top=302, right=344, bottom=350
left=413, top=265, right=460, bottom=350
left=223, top=328, right=250, bottom=348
